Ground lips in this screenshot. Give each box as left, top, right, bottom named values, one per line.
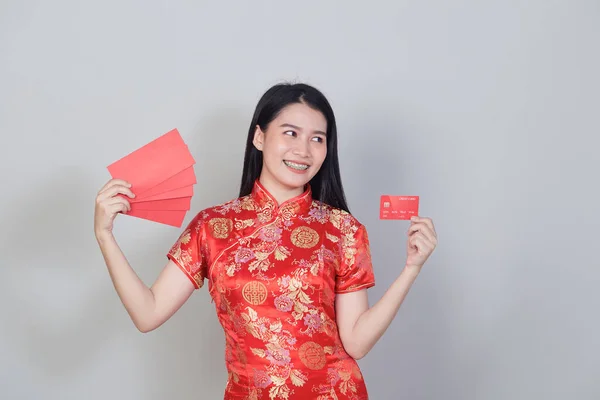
left=283, top=160, right=310, bottom=171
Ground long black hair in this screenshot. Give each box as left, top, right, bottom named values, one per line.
left=238, top=82, right=350, bottom=213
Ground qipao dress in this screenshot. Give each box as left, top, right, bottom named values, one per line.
left=167, top=179, right=376, bottom=400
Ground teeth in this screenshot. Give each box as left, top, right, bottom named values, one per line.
left=284, top=161, right=309, bottom=170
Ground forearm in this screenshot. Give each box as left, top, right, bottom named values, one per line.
left=96, top=231, right=157, bottom=332
left=352, top=266, right=420, bottom=357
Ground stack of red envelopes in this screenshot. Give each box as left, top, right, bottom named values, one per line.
left=107, top=128, right=196, bottom=228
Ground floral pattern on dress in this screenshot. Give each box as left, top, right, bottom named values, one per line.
left=167, top=180, right=375, bottom=400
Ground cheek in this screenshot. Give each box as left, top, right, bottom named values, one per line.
left=313, top=145, right=327, bottom=164
left=262, top=140, right=289, bottom=163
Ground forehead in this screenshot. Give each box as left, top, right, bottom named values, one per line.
left=273, top=103, right=327, bottom=132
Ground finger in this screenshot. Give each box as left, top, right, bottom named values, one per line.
left=414, top=237, right=429, bottom=254
left=98, top=179, right=131, bottom=194
left=410, top=235, right=430, bottom=254
left=109, top=202, right=129, bottom=215
left=97, top=185, right=135, bottom=202
left=408, top=222, right=432, bottom=237
left=415, top=217, right=436, bottom=236
left=408, top=223, right=436, bottom=244
left=409, top=232, right=428, bottom=245
left=107, top=196, right=131, bottom=212
left=408, top=236, right=418, bottom=250
left=411, top=216, right=436, bottom=236
left=410, top=232, right=434, bottom=249
left=409, top=231, right=426, bottom=243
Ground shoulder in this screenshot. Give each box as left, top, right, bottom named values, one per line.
left=184, top=194, right=255, bottom=232
left=309, top=200, right=366, bottom=234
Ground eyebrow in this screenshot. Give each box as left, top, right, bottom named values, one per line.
left=280, top=123, right=326, bottom=136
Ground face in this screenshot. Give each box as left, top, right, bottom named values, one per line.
left=253, top=102, right=328, bottom=199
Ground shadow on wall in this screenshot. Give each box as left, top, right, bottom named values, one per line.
left=0, top=107, right=251, bottom=398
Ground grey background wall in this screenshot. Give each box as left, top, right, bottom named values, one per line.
left=1, top=1, right=598, bottom=399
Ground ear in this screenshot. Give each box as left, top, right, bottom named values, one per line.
left=252, top=125, right=264, bottom=151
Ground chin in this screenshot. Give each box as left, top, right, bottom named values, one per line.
left=276, top=171, right=313, bottom=191
left=281, top=177, right=311, bottom=191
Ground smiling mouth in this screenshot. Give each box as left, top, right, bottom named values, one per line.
left=283, top=160, right=309, bottom=171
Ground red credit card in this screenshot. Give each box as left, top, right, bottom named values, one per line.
left=380, top=195, right=419, bottom=220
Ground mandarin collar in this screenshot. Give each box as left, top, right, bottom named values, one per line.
left=251, top=179, right=313, bottom=215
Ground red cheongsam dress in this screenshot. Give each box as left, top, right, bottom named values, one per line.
left=167, top=179, right=376, bottom=400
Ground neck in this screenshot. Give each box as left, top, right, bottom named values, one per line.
left=258, top=175, right=305, bottom=205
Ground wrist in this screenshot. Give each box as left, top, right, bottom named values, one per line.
left=95, top=229, right=114, bottom=243
left=402, top=263, right=422, bottom=277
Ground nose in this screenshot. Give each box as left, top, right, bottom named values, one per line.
left=292, top=139, right=310, bottom=158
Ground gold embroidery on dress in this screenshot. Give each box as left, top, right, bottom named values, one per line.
left=341, top=229, right=359, bottom=267
left=241, top=306, right=308, bottom=399
left=325, top=232, right=339, bottom=243
left=240, top=196, right=255, bottom=211
left=234, top=217, right=255, bottom=230
left=279, top=203, right=298, bottom=223
left=257, top=202, right=275, bottom=224
left=290, top=226, right=320, bottom=248
left=298, top=341, right=326, bottom=370
left=208, top=217, right=233, bottom=239
left=242, top=281, right=268, bottom=305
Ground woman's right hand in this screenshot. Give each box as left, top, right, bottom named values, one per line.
left=94, top=179, right=135, bottom=237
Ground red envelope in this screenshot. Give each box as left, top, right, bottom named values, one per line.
left=129, top=197, right=192, bottom=211
left=380, top=195, right=419, bottom=220
left=131, top=167, right=196, bottom=201
left=130, top=184, right=194, bottom=203
left=126, top=209, right=188, bottom=227
left=107, top=129, right=195, bottom=196
left=106, top=128, right=197, bottom=227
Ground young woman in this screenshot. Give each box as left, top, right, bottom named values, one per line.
left=94, top=83, right=437, bottom=399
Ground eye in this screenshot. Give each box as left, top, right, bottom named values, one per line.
left=312, top=136, right=325, bottom=143
left=283, top=130, right=296, bottom=137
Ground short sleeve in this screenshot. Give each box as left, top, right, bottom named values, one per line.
left=335, top=223, right=376, bottom=293
left=167, top=212, right=207, bottom=289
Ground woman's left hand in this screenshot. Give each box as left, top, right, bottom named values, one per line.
left=405, top=216, right=438, bottom=272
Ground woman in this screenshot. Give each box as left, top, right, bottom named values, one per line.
left=94, top=83, right=438, bottom=399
